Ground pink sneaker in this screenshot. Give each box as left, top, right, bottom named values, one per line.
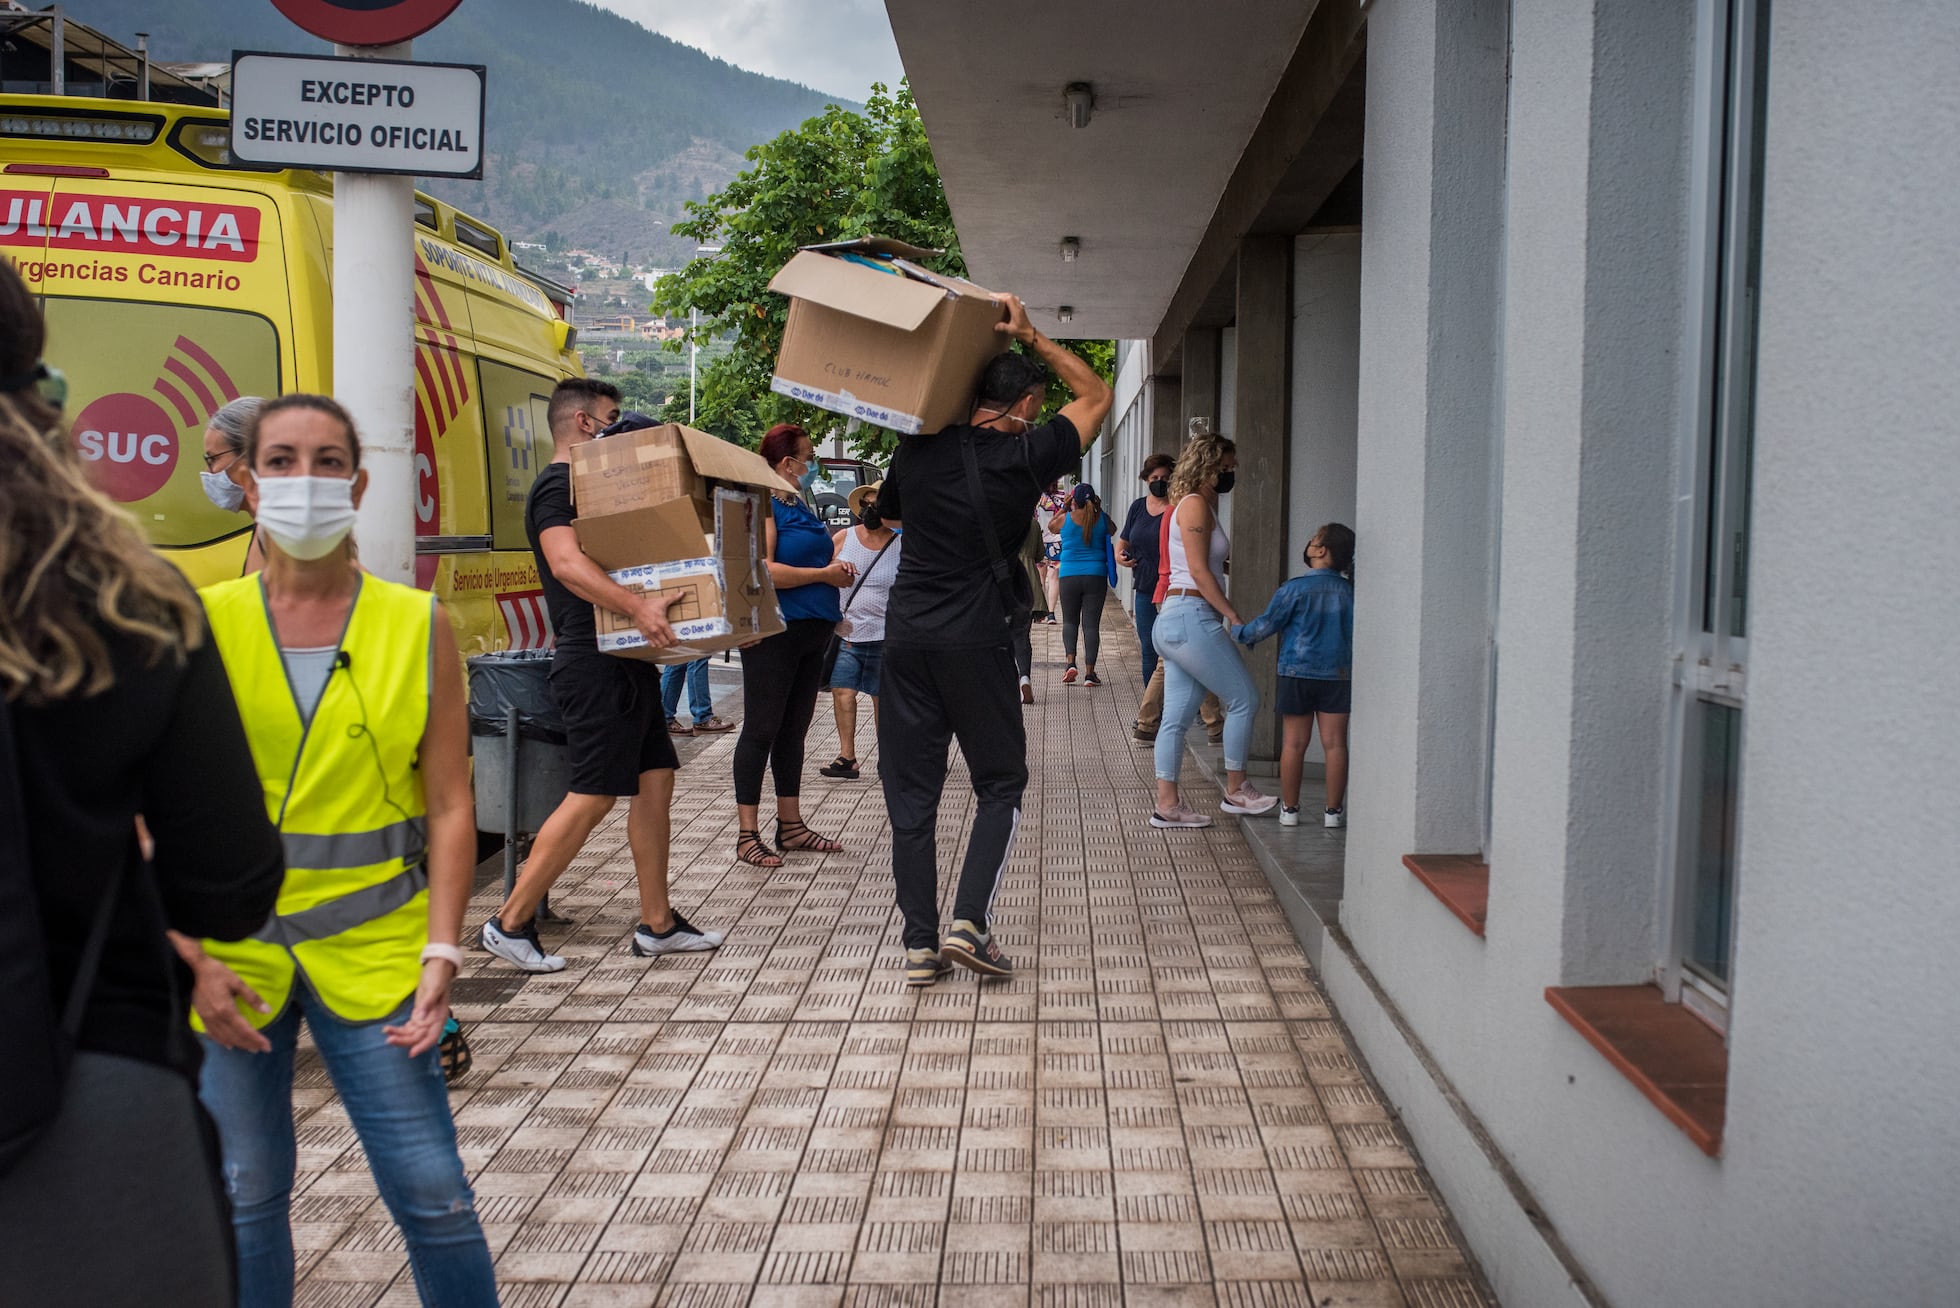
left=1149, top=804, right=1213, bottom=830
left=1221, top=784, right=1278, bottom=816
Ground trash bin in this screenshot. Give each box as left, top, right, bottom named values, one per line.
left=466, top=650, right=571, bottom=846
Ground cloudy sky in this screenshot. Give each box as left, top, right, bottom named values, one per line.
left=588, top=0, right=907, bottom=102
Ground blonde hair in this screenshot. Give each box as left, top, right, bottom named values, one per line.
left=1168, top=432, right=1236, bottom=503
left=0, top=267, right=202, bottom=704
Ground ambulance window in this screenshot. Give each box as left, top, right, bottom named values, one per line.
left=455, top=218, right=501, bottom=261
left=41, top=298, right=281, bottom=551
left=478, top=359, right=555, bottom=551
left=414, top=197, right=439, bottom=231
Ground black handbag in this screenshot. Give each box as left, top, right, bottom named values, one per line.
left=0, top=697, right=236, bottom=1303
left=819, top=532, right=898, bottom=686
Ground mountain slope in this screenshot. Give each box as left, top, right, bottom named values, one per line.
left=51, top=0, right=854, bottom=256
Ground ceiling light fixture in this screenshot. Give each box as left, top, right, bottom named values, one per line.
left=1060, top=236, right=1080, bottom=263
left=1057, top=306, right=1075, bottom=323
left=1063, top=83, right=1095, bottom=129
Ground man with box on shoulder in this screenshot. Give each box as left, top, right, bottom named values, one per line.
left=480, top=383, right=724, bottom=972
left=877, top=295, right=1113, bottom=985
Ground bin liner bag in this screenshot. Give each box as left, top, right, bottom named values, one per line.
left=466, top=651, right=567, bottom=744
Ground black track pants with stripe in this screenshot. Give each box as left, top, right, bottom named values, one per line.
left=878, top=642, right=1028, bottom=951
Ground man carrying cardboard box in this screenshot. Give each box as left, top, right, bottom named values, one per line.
left=877, top=294, right=1113, bottom=985
left=480, top=382, right=725, bottom=973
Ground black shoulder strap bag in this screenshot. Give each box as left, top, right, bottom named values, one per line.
left=0, top=697, right=236, bottom=1303
left=958, top=427, right=1034, bottom=640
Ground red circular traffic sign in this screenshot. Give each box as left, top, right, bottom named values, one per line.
left=269, top=0, right=466, bottom=46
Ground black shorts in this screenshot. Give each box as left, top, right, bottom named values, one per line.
left=549, top=651, right=679, bottom=795
left=1276, top=675, right=1352, bottom=717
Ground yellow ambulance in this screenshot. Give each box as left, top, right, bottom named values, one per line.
left=1, top=94, right=580, bottom=653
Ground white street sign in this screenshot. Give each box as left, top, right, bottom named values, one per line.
left=229, top=50, right=485, bottom=179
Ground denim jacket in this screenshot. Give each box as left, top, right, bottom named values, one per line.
left=1233, top=569, right=1353, bottom=679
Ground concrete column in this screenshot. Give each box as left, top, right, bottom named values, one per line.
left=1148, top=376, right=1182, bottom=457
left=1180, top=327, right=1220, bottom=438
left=1345, top=0, right=1508, bottom=888
left=1232, top=236, right=1294, bottom=760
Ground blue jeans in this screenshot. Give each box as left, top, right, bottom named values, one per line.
left=1151, top=595, right=1259, bottom=780
left=1135, top=596, right=1159, bottom=685
left=661, top=657, right=713, bottom=724
left=199, top=990, right=496, bottom=1307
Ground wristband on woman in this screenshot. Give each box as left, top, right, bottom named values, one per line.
left=419, top=942, right=465, bottom=970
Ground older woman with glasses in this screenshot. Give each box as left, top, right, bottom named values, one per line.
left=201, top=395, right=267, bottom=574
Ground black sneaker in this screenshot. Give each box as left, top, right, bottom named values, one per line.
left=941, top=918, right=1012, bottom=978
left=631, top=911, right=724, bottom=956
left=1083, top=669, right=1102, bottom=687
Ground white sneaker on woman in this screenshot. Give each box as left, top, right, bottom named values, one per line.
left=1221, top=784, right=1278, bottom=817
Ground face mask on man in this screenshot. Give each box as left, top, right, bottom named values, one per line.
left=201, top=469, right=246, bottom=512
left=1214, top=469, right=1237, bottom=496
left=1147, top=477, right=1169, bottom=499
left=255, top=474, right=359, bottom=560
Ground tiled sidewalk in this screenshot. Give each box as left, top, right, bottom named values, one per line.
left=291, top=618, right=1492, bottom=1307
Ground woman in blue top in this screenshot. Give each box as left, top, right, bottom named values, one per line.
left=1234, top=523, right=1355, bottom=828
left=1051, top=483, right=1114, bottom=686
left=733, top=423, right=855, bottom=867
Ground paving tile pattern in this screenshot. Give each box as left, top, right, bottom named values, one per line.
left=291, top=618, right=1493, bottom=1307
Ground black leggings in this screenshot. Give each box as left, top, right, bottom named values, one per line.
left=733, top=618, right=833, bottom=806
left=1058, top=574, right=1108, bottom=667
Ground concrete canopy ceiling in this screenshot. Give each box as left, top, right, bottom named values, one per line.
left=883, top=0, right=1319, bottom=343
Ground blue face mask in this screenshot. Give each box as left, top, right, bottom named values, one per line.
left=200, top=469, right=246, bottom=512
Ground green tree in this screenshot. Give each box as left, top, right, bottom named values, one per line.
left=652, top=81, right=1111, bottom=460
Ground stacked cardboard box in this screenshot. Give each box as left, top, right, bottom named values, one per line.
left=570, top=423, right=793, bottom=664
left=768, top=237, right=1009, bottom=436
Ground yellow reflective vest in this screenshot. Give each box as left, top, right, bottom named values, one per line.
left=198, top=573, right=434, bottom=1028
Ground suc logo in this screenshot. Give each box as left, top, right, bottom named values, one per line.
left=73, top=392, right=177, bottom=502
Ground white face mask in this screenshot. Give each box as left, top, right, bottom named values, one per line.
left=200, top=469, right=246, bottom=512
left=255, top=474, right=358, bottom=560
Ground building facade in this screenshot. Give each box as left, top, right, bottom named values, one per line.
left=887, top=1, right=1960, bottom=1303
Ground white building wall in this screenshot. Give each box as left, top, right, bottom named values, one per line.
left=1332, top=2, right=1960, bottom=1306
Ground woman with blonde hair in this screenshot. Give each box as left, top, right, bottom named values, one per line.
left=178, top=392, right=498, bottom=1304
left=0, top=259, right=283, bottom=1304
left=1149, top=427, right=1275, bottom=827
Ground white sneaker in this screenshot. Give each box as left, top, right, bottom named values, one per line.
left=1324, top=808, right=1346, bottom=829
left=631, top=911, right=724, bottom=956
left=1220, top=784, right=1278, bottom=816
left=1149, top=804, right=1213, bottom=829
left=480, top=917, right=566, bottom=973
left=1279, top=805, right=1300, bottom=827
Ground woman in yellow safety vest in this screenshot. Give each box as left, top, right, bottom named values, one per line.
left=172, top=393, right=496, bottom=1306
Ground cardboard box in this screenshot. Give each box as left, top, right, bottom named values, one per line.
left=767, top=237, right=1009, bottom=436
left=570, top=425, right=795, bottom=664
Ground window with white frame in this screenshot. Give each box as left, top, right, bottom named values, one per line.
left=1665, top=0, right=1769, bottom=1030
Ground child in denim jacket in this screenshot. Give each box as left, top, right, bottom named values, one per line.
left=1234, top=523, right=1354, bottom=827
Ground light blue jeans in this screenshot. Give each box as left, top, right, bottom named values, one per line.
left=661, top=657, right=713, bottom=724
left=1151, top=595, right=1260, bottom=781
left=199, top=989, right=496, bottom=1307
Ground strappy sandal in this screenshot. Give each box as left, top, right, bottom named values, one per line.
left=776, top=819, right=843, bottom=853
left=736, top=828, right=783, bottom=867
left=819, top=755, right=861, bottom=780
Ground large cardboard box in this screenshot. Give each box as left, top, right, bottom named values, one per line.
left=767, top=237, right=1009, bottom=436
left=570, top=424, right=795, bottom=665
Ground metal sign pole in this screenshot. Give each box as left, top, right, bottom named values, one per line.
left=335, top=39, right=419, bottom=584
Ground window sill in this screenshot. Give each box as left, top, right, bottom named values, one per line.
left=1402, top=854, right=1489, bottom=936
left=1545, top=984, right=1727, bottom=1156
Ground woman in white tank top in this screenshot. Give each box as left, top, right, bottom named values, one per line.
left=819, top=481, right=901, bottom=780
left=1148, top=429, right=1276, bottom=826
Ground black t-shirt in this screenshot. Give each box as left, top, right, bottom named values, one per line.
left=14, top=621, right=284, bottom=1077
left=880, top=416, right=1081, bottom=648
left=525, top=462, right=595, bottom=653
left=1119, top=495, right=1163, bottom=593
